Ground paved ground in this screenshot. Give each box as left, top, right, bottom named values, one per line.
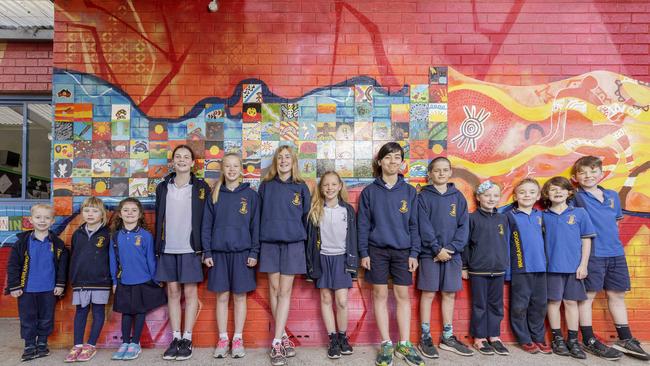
left=0, top=319, right=648, bottom=365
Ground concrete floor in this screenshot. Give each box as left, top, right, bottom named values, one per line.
left=0, top=319, right=648, bottom=365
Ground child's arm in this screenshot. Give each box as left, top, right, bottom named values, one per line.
left=577, top=237, right=591, bottom=280
left=461, top=215, right=474, bottom=279
left=417, top=194, right=441, bottom=256
left=408, top=191, right=420, bottom=272
left=357, top=190, right=371, bottom=269
left=248, top=192, right=261, bottom=266
left=144, top=233, right=158, bottom=284
left=6, top=244, right=23, bottom=297
left=54, top=243, right=69, bottom=295
left=200, top=198, right=214, bottom=261
left=301, top=183, right=311, bottom=231
left=347, top=205, right=359, bottom=268
left=447, top=197, right=470, bottom=253
left=109, top=236, right=118, bottom=285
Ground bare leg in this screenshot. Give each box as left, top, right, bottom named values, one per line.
left=166, top=282, right=182, bottom=332
left=394, top=285, right=411, bottom=342
left=334, top=289, right=349, bottom=332
left=183, top=283, right=199, bottom=333
left=216, top=291, right=230, bottom=335
left=273, top=274, right=295, bottom=339
left=320, top=289, right=336, bottom=334
left=372, top=285, right=390, bottom=341
left=233, top=293, right=247, bottom=335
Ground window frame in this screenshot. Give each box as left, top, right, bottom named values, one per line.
left=0, top=95, right=52, bottom=203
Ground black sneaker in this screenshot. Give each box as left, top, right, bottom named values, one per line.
left=36, top=342, right=49, bottom=358
left=176, top=339, right=193, bottom=361
left=613, top=338, right=650, bottom=361
left=474, top=340, right=494, bottom=355
left=551, top=336, right=570, bottom=356
left=583, top=337, right=623, bottom=361
left=489, top=339, right=509, bottom=356
left=439, top=335, right=474, bottom=356
left=162, top=338, right=180, bottom=360
left=566, top=339, right=586, bottom=359
left=418, top=336, right=439, bottom=359
left=21, top=346, right=38, bottom=362
left=338, top=333, right=354, bottom=355
left=327, top=334, right=341, bottom=359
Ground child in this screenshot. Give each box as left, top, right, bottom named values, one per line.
left=505, top=179, right=550, bottom=354
left=258, top=145, right=311, bottom=366
left=65, top=197, right=111, bottom=362
left=573, top=156, right=649, bottom=360
left=417, top=157, right=473, bottom=358
left=5, top=204, right=68, bottom=362
left=306, top=171, right=358, bottom=359
left=110, top=198, right=167, bottom=361
left=461, top=181, right=509, bottom=356
left=155, top=144, right=210, bottom=361
left=201, top=153, right=260, bottom=359
left=542, top=176, right=593, bottom=359
left=358, top=142, right=425, bottom=366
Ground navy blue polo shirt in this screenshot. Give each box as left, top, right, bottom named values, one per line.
left=508, top=208, right=546, bottom=273
left=543, top=206, right=596, bottom=273
left=575, top=187, right=624, bottom=258
left=25, top=234, right=55, bottom=293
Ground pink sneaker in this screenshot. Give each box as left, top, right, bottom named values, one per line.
left=64, top=346, right=82, bottom=363
left=76, top=344, right=97, bottom=362
left=213, top=338, right=229, bottom=358
left=231, top=338, right=246, bottom=358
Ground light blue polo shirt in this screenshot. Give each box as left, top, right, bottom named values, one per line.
left=543, top=206, right=596, bottom=273
left=574, top=187, right=625, bottom=258
left=507, top=208, right=546, bottom=273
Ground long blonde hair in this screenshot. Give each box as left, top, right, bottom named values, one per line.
left=212, top=153, right=242, bottom=204
left=263, top=145, right=304, bottom=183
left=308, top=171, right=349, bottom=226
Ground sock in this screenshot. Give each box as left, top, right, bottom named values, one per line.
left=551, top=328, right=563, bottom=339
left=329, top=332, right=337, bottom=340
left=338, top=330, right=347, bottom=338
left=282, top=332, right=288, bottom=338
left=568, top=330, right=578, bottom=341
left=272, top=338, right=282, bottom=346
left=580, top=326, right=595, bottom=345
left=219, top=332, right=228, bottom=340
left=420, top=323, right=431, bottom=340
left=233, top=333, right=242, bottom=340
left=442, top=323, right=453, bottom=339
left=172, top=331, right=181, bottom=340
left=615, top=324, right=632, bottom=340
left=382, top=340, right=392, bottom=346
left=182, top=331, right=192, bottom=341
left=399, top=340, right=409, bottom=346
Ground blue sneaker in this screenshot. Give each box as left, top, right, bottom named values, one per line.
left=111, top=343, right=129, bottom=360
left=122, top=343, right=142, bottom=360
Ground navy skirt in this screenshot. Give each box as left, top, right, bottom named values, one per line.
left=207, top=251, right=257, bottom=294
left=113, top=281, right=167, bottom=314
left=316, top=254, right=353, bottom=290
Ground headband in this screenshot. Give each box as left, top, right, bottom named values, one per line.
left=477, top=180, right=497, bottom=195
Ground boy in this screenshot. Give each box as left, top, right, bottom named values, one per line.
left=5, top=204, right=69, bottom=361
left=417, top=157, right=473, bottom=358
left=573, top=156, right=649, bottom=360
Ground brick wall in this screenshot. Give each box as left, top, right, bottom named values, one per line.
left=0, top=41, right=52, bottom=93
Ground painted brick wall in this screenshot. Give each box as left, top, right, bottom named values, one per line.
left=0, top=41, right=52, bottom=93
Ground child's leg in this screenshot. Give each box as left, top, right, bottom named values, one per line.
left=419, top=291, right=435, bottom=339
left=393, top=285, right=411, bottom=342
left=563, top=300, right=579, bottom=332
left=578, top=291, right=597, bottom=342
left=372, top=284, right=390, bottom=342
left=121, top=314, right=134, bottom=344
left=334, top=289, right=349, bottom=333
left=18, top=293, right=38, bottom=347
left=509, top=274, right=532, bottom=344
left=166, top=282, right=182, bottom=335
left=216, top=291, right=230, bottom=337
left=273, top=274, right=295, bottom=340
left=131, top=313, right=146, bottom=344
left=88, top=304, right=106, bottom=346
left=607, top=290, right=634, bottom=340
left=182, top=283, right=199, bottom=336
left=73, top=305, right=91, bottom=346
left=441, top=292, right=456, bottom=337
left=320, top=289, right=336, bottom=334
left=547, top=301, right=562, bottom=330
left=486, top=276, right=504, bottom=341
left=528, top=273, right=548, bottom=343
left=469, top=275, right=488, bottom=344
left=233, top=293, right=247, bottom=336
left=36, top=292, right=56, bottom=344
left=268, top=273, right=280, bottom=321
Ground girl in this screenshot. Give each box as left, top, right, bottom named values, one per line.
left=542, top=177, right=594, bottom=359
left=258, top=145, right=311, bottom=366
left=306, top=171, right=358, bottom=359
left=110, top=198, right=166, bottom=361
left=506, top=179, right=550, bottom=354
left=155, top=144, right=210, bottom=361
left=358, top=142, right=424, bottom=366
left=461, top=181, right=509, bottom=356
left=201, top=153, right=260, bottom=359
left=65, top=197, right=111, bottom=362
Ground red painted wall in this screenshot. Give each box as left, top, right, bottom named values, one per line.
left=0, top=41, right=52, bottom=93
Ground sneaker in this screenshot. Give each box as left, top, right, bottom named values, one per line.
left=36, top=342, right=50, bottom=358
left=64, top=345, right=82, bottom=362
left=439, top=335, right=474, bottom=356
left=76, top=344, right=97, bottom=362
left=551, top=336, right=570, bottom=356
left=269, top=343, right=287, bottom=366
left=122, top=343, right=142, bottom=361
left=418, top=336, right=439, bottom=359
left=583, top=337, right=623, bottom=361
left=394, top=341, right=425, bottom=366
left=162, top=338, right=180, bottom=360
left=490, top=339, right=509, bottom=356
left=213, top=338, right=230, bottom=358
left=535, top=342, right=552, bottom=354
left=176, top=339, right=193, bottom=361
left=567, top=338, right=586, bottom=359
left=339, top=333, right=353, bottom=355
left=111, top=343, right=129, bottom=360
left=231, top=337, right=246, bottom=358
left=21, top=346, right=38, bottom=362
left=613, top=338, right=650, bottom=361
left=327, top=333, right=341, bottom=359
left=520, top=343, right=539, bottom=354
left=281, top=335, right=296, bottom=357
left=375, top=341, right=394, bottom=366
left=474, top=340, right=494, bottom=355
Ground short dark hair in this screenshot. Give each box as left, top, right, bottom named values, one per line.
left=427, top=156, right=451, bottom=173
left=372, top=142, right=404, bottom=178
left=541, top=176, right=573, bottom=208
left=172, top=144, right=195, bottom=161
left=572, top=156, right=602, bottom=176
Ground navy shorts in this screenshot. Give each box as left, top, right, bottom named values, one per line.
left=417, top=255, right=462, bottom=292
left=547, top=273, right=587, bottom=301
left=316, top=254, right=353, bottom=290
left=207, top=251, right=257, bottom=294
left=364, top=246, right=413, bottom=286
left=584, top=255, right=631, bottom=292
left=155, top=253, right=204, bottom=283
left=259, top=241, right=306, bottom=275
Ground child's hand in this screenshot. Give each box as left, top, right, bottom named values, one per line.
left=10, top=289, right=22, bottom=298
left=112, top=285, right=116, bottom=294
left=247, top=257, right=257, bottom=267
left=360, top=257, right=371, bottom=270
left=576, top=265, right=588, bottom=280
left=408, top=257, right=418, bottom=272
left=53, top=287, right=64, bottom=296
left=436, top=250, right=452, bottom=262
left=461, top=270, right=469, bottom=280
left=204, top=257, right=214, bottom=268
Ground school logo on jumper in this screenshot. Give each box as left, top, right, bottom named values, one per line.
left=56, top=248, right=63, bottom=259
left=609, top=198, right=615, bottom=209
left=567, top=215, right=576, bottom=225
left=498, top=224, right=505, bottom=235
left=239, top=198, right=248, bottom=214
left=199, top=188, right=205, bottom=200
left=449, top=203, right=457, bottom=217
left=292, top=192, right=301, bottom=206
left=135, top=235, right=142, bottom=246
left=96, top=236, right=105, bottom=248
left=399, top=200, right=408, bottom=213
left=50, top=243, right=54, bottom=252
left=538, top=216, right=543, bottom=226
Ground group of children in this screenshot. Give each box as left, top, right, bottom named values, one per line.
left=5, top=142, right=648, bottom=366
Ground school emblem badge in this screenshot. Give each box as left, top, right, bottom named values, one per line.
left=292, top=192, right=301, bottom=206
left=239, top=198, right=248, bottom=214
left=96, top=236, right=105, bottom=248
left=538, top=216, right=543, bottom=226
left=399, top=200, right=408, bottom=213
left=199, top=188, right=205, bottom=200
left=567, top=215, right=576, bottom=225
left=449, top=203, right=457, bottom=217
left=609, top=198, right=615, bottom=209
left=135, top=235, right=142, bottom=246
left=498, top=224, right=505, bottom=235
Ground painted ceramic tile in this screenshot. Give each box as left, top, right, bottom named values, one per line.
left=299, top=105, right=316, bottom=122
left=409, top=160, right=429, bottom=178
left=429, top=66, right=448, bottom=85
left=317, top=141, right=336, bottom=160
left=243, top=84, right=263, bottom=103
left=53, top=159, right=73, bottom=178
left=335, top=159, right=354, bottom=178
left=260, top=141, right=279, bottom=158
left=91, top=159, right=111, bottom=177
left=298, top=120, right=316, bottom=140
left=392, top=122, right=410, bottom=140
left=130, top=127, right=148, bottom=139
left=206, top=122, right=224, bottom=140
left=317, top=103, right=336, bottom=122
left=391, top=104, right=410, bottom=122
left=129, top=159, right=148, bottom=178
left=410, top=103, right=428, bottom=123
left=410, top=84, right=429, bottom=104
left=187, top=118, right=206, bottom=140
left=73, top=104, right=93, bottom=121
left=204, top=159, right=221, bottom=172
left=111, top=121, right=130, bottom=140
left=355, top=85, right=374, bottom=103
left=316, top=122, right=336, bottom=140
left=428, top=122, right=448, bottom=140
left=54, top=84, right=74, bottom=103
left=243, top=103, right=262, bottom=123
left=148, top=178, right=164, bottom=196
left=280, top=121, right=299, bottom=142
left=53, top=143, right=73, bottom=160
left=168, top=120, right=188, bottom=140
left=0, top=216, right=8, bottom=231
left=243, top=178, right=259, bottom=191
left=149, top=121, right=168, bottom=140
left=110, top=178, right=129, bottom=196
left=299, top=141, right=317, bottom=159
left=335, top=141, right=354, bottom=160
left=354, top=102, right=373, bottom=122
left=354, top=141, right=373, bottom=160
left=224, top=120, right=242, bottom=139
left=429, top=85, right=448, bottom=103
left=354, top=122, right=372, bottom=140
left=299, top=159, right=317, bottom=178
left=205, top=104, right=225, bottom=122
left=243, top=123, right=262, bottom=141
left=262, top=103, right=282, bottom=123
left=316, top=159, right=335, bottom=177
left=281, top=103, right=299, bottom=121
left=224, top=139, right=242, bottom=154
left=129, top=178, right=149, bottom=197
left=130, top=140, right=149, bottom=159
left=186, top=139, right=205, bottom=159
left=72, top=177, right=91, bottom=196
left=372, top=122, right=390, bottom=140
left=428, top=103, right=447, bottom=123
left=111, top=159, right=129, bottom=177
left=429, top=140, right=447, bottom=155
left=91, top=140, right=111, bottom=158
left=409, top=120, right=429, bottom=140
left=205, top=141, right=224, bottom=159
left=72, top=141, right=92, bottom=159
left=54, top=122, right=73, bottom=140
left=242, top=159, right=261, bottom=180
left=8, top=216, right=22, bottom=231
left=72, top=158, right=91, bottom=177
left=111, top=104, right=130, bottom=122
left=92, top=178, right=110, bottom=196
left=52, top=178, right=72, bottom=197
left=54, top=103, right=74, bottom=121
left=148, top=141, right=169, bottom=160
left=111, top=141, right=130, bottom=159
left=243, top=140, right=261, bottom=159
left=336, top=122, right=354, bottom=141
left=262, top=121, right=281, bottom=140
left=73, top=122, right=92, bottom=140
left=410, top=140, right=430, bottom=159
left=148, top=159, right=168, bottom=178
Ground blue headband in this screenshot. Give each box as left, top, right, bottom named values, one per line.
left=477, top=180, right=497, bottom=195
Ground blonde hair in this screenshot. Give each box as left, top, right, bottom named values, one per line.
left=212, top=153, right=242, bottom=204
left=81, top=197, right=108, bottom=226
left=30, top=203, right=54, bottom=215
left=263, top=145, right=304, bottom=183
left=308, top=171, right=349, bottom=226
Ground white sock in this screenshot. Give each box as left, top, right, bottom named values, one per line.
left=182, top=331, right=192, bottom=341
left=282, top=332, right=288, bottom=338
left=219, top=333, right=228, bottom=340
left=233, top=333, right=243, bottom=340
left=74, top=344, right=83, bottom=348
left=399, top=340, right=408, bottom=346
left=272, top=338, right=282, bottom=346
left=172, top=331, right=181, bottom=340
left=382, top=340, right=392, bottom=345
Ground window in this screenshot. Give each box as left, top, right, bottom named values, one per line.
left=0, top=97, right=52, bottom=200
